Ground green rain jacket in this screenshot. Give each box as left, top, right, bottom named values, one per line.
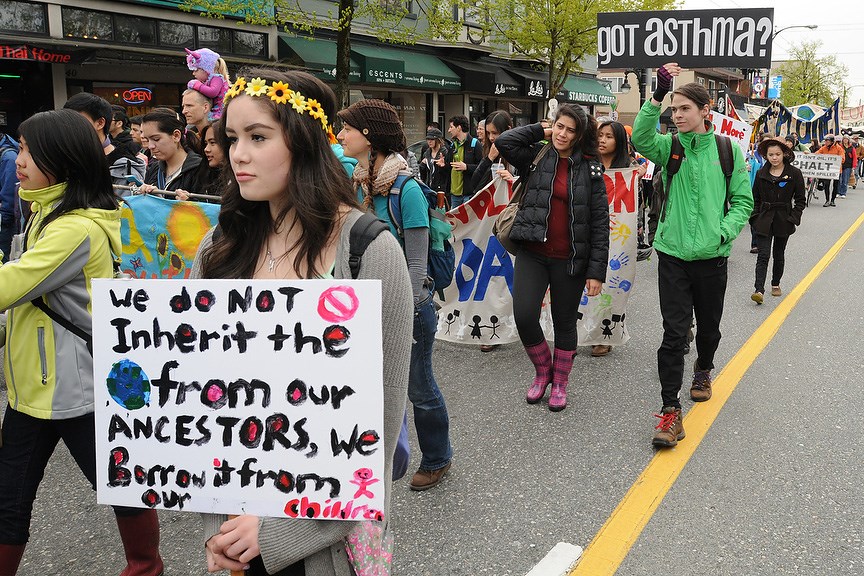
left=1, top=182, right=121, bottom=420
left=632, top=101, right=753, bottom=261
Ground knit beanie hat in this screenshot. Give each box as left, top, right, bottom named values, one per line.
left=337, top=99, right=406, bottom=154
left=185, top=48, right=221, bottom=75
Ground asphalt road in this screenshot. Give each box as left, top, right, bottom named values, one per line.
left=2, top=192, right=862, bottom=576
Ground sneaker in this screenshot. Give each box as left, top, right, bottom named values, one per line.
left=771, top=286, right=781, bottom=297
left=751, top=291, right=764, bottom=304
left=830, top=201, right=836, bottom=206
left=652, top=407, right=685, bottom=447
left=823, top=201, right=831, bottom=207
left=749, top=247, right=759, bottom=254
left=690, top=368, right=712, bottom=402
left=591, top=344, right=611, bottom=357
left=409, top=462, right=451, bottom=491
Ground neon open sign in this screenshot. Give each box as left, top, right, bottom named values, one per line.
left=123, top=88, right=152, bottom=105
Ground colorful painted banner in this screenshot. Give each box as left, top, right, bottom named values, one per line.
left=840, top=104, right=864, bottom=127
left=435, top=167, right=638, bottom=347
left=120, top=195, right=220, bottom=279
left=92, top=278, right=386, bottom=520
left=708, top=110, right=753, bottom=157
left=757, top=98, right=841, bottom=144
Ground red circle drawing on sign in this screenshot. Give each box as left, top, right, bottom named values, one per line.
left=317, top=286, right=360, bottom=323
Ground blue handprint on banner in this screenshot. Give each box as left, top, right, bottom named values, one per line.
left=609, top=252, right=630, bottom=271
left=607, top=276, right=633, bottom=292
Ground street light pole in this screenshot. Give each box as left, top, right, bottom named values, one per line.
left=620, top=68, right=649, bottom=107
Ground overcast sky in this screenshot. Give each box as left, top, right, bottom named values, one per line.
left=681, top=0, right=864, bottom=106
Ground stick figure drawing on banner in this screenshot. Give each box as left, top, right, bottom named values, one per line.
left=470, top=315, right=491, bottom=340
left=444, top=312, right=457, bottom=335
left=488, top=315, right=502, bottom=339
left=350, top=468, right=379, bottom=500
left=602, top=319, right=614, bottom=339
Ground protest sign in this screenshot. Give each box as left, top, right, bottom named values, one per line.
left=708, top=110, right=753, bottom=157
left=791, top=153, right=842, bottom=180
left=120, top=195, right=220, bottom=279
left=93, top=279, right=386, bottom=521
left=840, top=104, right=864, bottom=128
left=597, top=8, right=774, bottom=69
left=757, top=98, right=841, bottom=144
left=435, top=167, right=638, bottom=348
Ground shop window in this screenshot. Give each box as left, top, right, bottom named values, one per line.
left=159, top=21, right=193, bottom=48
left=0, top=0, right=47, bottom=35
left=62, top=7, right=113, bottom=41
left=233, top=30, right=266, bottom=57
left=198, top=25, right=231, bottom=54
left=115, top=15, right=157, bottom=45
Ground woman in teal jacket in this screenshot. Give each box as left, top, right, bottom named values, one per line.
left=0, top=109, right=164, bottom=575
left=631, top=63, right=753, bottom=449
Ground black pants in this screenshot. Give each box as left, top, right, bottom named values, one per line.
left=0, top=407, right=143, bottom=544
left=512, top=248, right=585, bottom=350
left=657, top=251, right=728, bottom=408
left=754, top=234, right=789, bottom=293
left=821, top=179, right=838, bottom=203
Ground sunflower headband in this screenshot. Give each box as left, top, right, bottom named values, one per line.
left=224, top=76, right=338, bottom=144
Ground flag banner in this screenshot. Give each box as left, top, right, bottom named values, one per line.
left=120, top=195, right=220, bottom=279
left=92, top=278, right=386, bottom=520
left=597, top=8, right=774, bottom=69
left=757, top=98, right=841, bottom=144
left=435, top=168, right=638, bottom=348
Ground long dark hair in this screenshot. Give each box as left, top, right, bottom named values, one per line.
left=142, top=108, right=191, bottom=152
left=598, top=120, right=632, bottom=168
left=18, top=109, right=118, bottom=235
left=483, top=110, right=512, bottom=157
left=201, top=68, right=360, bottom=279
left=555, top=103, right=599, bottom=158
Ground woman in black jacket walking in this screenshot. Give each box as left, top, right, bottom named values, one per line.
left=495, top=104, right=609, bottom=411
left=750, top=137, right=806, bottom=304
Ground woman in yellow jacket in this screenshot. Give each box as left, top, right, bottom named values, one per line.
left=0, top=109, right=164, bottom=575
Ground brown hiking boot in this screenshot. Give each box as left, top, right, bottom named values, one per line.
left=690, top=368, right=712, bottom=402
left=409, top=462, right=451, bottom=491
left=652, top=406, right=685, bottom=447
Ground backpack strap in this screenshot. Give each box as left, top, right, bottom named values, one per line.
left=659, top=134, right=684, bottom=223
left=31, top=297, right=93, bottom=356
left=348, top=212, right=389, bottom=280
left=715, top=134, right=734, bottom=204
left=386, top=174, right=412, bottom=237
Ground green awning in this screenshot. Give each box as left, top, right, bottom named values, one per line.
left=560, top=76, right=616, bottom=105
left=351, top=44, right=461, bottom=90
left=278, top=35, right=361, bottom=82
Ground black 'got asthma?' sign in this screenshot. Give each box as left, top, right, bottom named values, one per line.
left=597, top=8, right=774, bottom=69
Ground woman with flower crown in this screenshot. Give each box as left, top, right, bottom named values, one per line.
left=191, top=69, right=412, bottom=575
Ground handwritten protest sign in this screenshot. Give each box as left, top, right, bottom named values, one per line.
left=792, top=153, right=842, bottom=180
left=93, top=279, right=386, bottom=521
left=708, top=111, right=753, bottom=157
left=597, top=8, right=774, bottom=69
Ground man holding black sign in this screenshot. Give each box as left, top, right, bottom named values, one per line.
left=631, top=63, right=753, bottom=448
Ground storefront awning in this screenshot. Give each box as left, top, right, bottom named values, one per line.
left=278, top=35, right=361, bottom=82
left=507, top=68, right=548, bottom=100
left=559, top=76, right=616, bottom=106
left=440, top=60, right=521, bottom=97
left=351, top=44, right=461, bottom=90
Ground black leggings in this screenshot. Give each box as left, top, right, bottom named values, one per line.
left=0, top=407, right=144, bottom=544
left=821, top=179, right=838, bottom=203
left=754, top=234, right=789, bottom=293
left=512, top=248, right=586, bottom=350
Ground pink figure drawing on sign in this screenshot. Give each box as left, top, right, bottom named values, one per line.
left=350, top=468, right=379, bottom=500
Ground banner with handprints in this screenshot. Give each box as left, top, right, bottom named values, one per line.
left=120, top=195, right=220, bottom=279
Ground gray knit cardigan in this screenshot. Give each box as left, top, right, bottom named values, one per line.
left=190, top=209, right=413, bottom=576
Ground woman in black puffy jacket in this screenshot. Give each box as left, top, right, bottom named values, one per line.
left=495, top=103, right=609, bottom=412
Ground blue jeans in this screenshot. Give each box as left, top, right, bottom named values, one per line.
left=409, top=299, right=452, bottom=471
left=450, top=194, right=467, bottom=208
left=839, top=167, right=851, bottom=197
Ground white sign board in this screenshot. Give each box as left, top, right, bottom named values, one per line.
left=92, top=279, right=385, bottom=521
left=791, top=153, right=842, bottom=180
left=709, top=110, right=753, bottom=158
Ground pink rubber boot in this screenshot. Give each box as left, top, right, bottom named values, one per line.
left=524, top=341, right=552, bottom=404
left=549, top=347, right=576, bottom=412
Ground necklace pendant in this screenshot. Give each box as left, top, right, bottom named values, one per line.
left=267, top=250, right=276, bottom=273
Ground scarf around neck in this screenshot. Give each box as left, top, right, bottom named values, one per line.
left=353, top=153, right=408, bottom=209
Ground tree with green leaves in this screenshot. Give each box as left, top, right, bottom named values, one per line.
left=475, top=0, right=678, bottom=104
left=181, top=0, right=462, bottom=109
left=774, top=40, right=847, bottom=107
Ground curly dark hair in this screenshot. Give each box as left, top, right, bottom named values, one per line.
left=199, top=68, right=360, bottom=279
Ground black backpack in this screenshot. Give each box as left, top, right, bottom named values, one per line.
left=648, top=134, right=735, bottom=243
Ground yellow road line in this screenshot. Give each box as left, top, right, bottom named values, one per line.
left=571, top=209, right=864, bottom=575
